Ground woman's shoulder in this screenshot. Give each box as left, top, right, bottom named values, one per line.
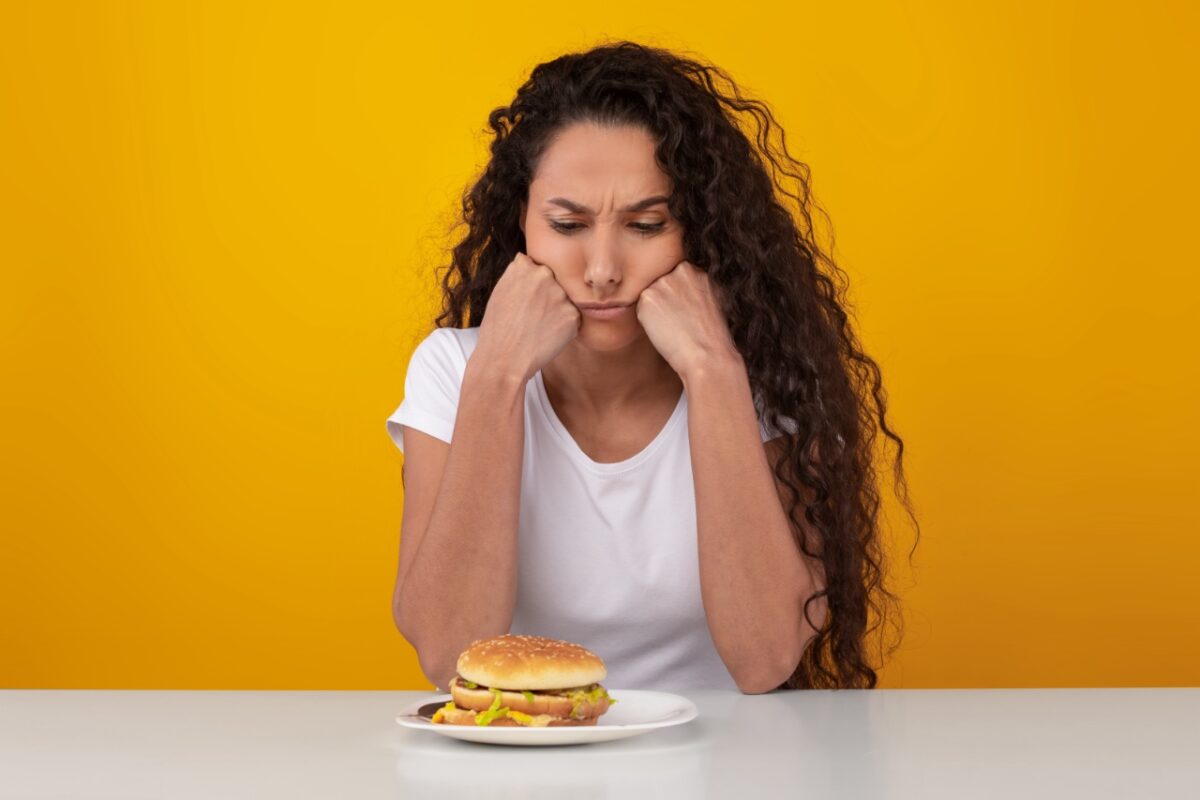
left=413, top=325, right=482, bottom=366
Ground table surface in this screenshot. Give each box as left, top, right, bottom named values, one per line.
left=2, top=688, right=1198, bottom=799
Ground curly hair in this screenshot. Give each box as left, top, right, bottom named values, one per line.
left=429, top=40, right=920, bottom=689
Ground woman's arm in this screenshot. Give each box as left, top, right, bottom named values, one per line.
left=393, top=348, right=526, bottom=690
left=683, top=354, right=827, bottom=694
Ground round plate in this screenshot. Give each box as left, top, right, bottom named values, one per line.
left=395, top=689, right=698, bottom=746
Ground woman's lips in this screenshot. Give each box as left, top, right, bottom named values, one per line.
left=581, top=305, right=630, bottom=321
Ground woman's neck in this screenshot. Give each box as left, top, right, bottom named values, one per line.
left=541, top=334, right=682, bottom=416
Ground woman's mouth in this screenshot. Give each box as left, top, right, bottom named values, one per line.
left=581, top=305, right=630, bottom=321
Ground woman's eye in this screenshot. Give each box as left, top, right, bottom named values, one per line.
left=630, top=222, right=666, bottom=236
left=547, top=220, right=665, bottom=236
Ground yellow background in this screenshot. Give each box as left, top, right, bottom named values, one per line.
left=2, top=1, right=1197, bottom=689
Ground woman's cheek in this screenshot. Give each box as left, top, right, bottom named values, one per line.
left=527, top=233, right=577, bottom=277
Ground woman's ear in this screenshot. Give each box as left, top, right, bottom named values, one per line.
left=518, top=200, right=527, bottom=234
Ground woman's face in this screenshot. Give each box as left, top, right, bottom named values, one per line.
left=520, top=122, right=685, bottom=352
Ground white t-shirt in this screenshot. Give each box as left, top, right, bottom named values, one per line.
left=385, top=326, right=796, bottom=691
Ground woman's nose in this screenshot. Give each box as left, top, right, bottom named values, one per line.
left=583, top=233, right=623, bottom=287
left=585, top=265, right=620, bottom=287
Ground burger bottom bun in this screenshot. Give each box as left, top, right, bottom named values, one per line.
left=450, top=678, right=611, bottom=719
left=435, top=706, right=598, bottom=727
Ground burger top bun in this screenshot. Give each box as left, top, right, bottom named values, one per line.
left=456, top=634, right=606, bottom=690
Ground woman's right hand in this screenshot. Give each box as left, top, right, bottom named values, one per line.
left=476, top=252, right=582, bottom=382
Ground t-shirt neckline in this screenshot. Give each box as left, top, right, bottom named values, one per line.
left=533, top=370, right=686, bottom=475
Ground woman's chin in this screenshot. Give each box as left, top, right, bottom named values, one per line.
left=577, top=317, right=643, bottom=350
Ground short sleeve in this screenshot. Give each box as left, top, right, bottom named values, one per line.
left=385, top=328, right=465, bottom=454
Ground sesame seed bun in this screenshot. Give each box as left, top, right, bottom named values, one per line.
left=455, top=634, right=607, bottom=690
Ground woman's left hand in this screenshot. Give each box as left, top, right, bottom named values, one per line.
left=635, top=259, right=743, bottom=379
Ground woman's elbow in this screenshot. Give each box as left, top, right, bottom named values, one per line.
left=735, top=635, right=811, bottom=694
left=393, top=610, right=453, bottom=690
left=735, top=668, right=787, bottom=695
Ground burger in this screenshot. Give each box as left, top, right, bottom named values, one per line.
left=430, top=634, right=617, bottom=727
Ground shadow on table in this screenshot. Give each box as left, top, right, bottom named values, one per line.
left=394, top=730, right=705, bottom=799
left=391, top=689, right=883, bottom=798
left=698, top=687, right=885, bottom=797
left=391, top=688, right=706, bottom=799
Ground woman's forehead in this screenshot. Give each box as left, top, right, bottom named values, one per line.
left=532, top=133, right=672, bottom=206
left=533, top=123, right=667, bottom=187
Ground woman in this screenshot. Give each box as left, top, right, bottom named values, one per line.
left=386, top=40, right=918, bottom=693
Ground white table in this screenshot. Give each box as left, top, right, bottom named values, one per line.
left=1, top=688, right=1197, bottom=798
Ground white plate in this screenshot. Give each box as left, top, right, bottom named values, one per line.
left=395, top=689, right=698, bottom=746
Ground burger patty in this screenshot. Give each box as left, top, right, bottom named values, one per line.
left=433, top=705, right=598, bottom=727
left=443, top=677, right=614, bottom=725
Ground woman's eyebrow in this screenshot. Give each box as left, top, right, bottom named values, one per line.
left=544, top=195, right=669, bottom=214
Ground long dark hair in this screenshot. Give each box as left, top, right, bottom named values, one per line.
left=430, top=40, right=920, bottom=689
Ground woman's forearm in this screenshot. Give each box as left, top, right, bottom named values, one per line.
left=395, top=349, right=527, bottom=690
left=683, top=355, right=819, bottom=693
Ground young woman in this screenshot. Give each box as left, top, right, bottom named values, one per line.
left=386, top=41, right=918, bottom=693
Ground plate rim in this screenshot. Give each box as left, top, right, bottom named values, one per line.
left=396, top=688, right=699, bottom=733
